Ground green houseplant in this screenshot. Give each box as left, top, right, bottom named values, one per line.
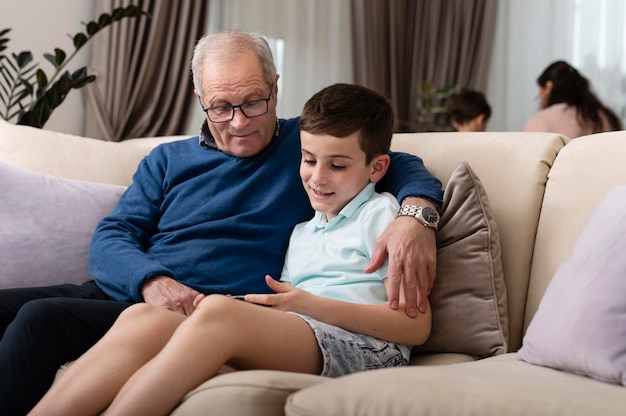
left=415, top=81, right=459, bottom=132
left=0, top=5, right=145, bottom=129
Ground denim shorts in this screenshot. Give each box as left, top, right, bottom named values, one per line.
left=292, top=313, right=410, bottom=378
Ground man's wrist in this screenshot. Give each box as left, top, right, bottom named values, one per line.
left=396, top=204, right=440, bottom=230
left=401, top=196, right=439, bottom=211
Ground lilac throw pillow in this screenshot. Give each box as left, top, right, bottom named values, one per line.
left=0, top=163, right=126, bottom=289
left=517, top=185, right=626, bottom=385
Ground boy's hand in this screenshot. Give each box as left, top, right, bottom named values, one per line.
left=244, top=275, right=311, bottom=312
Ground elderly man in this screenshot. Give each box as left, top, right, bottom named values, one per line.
left=0, top=30, right=442, bottom=414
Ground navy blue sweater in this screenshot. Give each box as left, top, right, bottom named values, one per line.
left=89, top=118, right=443, bottom=302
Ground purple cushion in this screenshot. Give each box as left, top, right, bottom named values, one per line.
left=517, top=185, right=626, bottom=385
left=0, top=163, right=126, bottom=288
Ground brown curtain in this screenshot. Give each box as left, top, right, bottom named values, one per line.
left=351, top=0, right=498, bottom=132
left=84, top=0, right=209, bottom=141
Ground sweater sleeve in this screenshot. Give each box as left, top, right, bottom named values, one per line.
left=375, top=151, right=444, bottom=209
left=89, top=150, right=174, bottom=302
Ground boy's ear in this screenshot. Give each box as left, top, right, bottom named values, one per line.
left=370, top=154, right=391, bottom=183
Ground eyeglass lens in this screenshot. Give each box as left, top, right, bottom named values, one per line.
left=208, top=99, right=268, bottom=122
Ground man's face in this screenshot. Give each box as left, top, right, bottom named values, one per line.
left=199, top=51, right=278, bottom=158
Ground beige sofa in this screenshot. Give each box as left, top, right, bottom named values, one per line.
left=1, top=118, right=625, bottom=415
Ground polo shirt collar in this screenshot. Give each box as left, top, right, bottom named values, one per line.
left=308, top=183, right=376, bottom=231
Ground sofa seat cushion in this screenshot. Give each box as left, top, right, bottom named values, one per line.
left=0, top=163, right=126, bottom=288
left=285, top=353, right=626, bottom=416
left=169, top=370, right=325, bottom=416
left=55, top=346, right=474, bottom=415
left=409, top=352, right=476, bottom=366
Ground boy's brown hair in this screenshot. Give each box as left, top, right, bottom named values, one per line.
left=299, top=83, right=393, bottom=163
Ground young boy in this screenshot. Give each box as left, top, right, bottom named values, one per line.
left=29, top=83, right=432, bottom=416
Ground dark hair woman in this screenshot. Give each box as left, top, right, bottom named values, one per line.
left=524, top=60, right=621, bottom=138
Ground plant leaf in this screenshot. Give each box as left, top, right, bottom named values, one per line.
left=35, top=69, right=48, bottom=88
left=43, top=53, right=56, bottom=68
left=97, top=14, right=112, bottom=28
left=4, top=4, right=147, bottom=127
left=0, top=28, right=10, bottom=54
left=15, top=51, right=33, bottom=68
left=74, top=32, right=89, bottom=49
left=53, top=48, right=66, bottom=66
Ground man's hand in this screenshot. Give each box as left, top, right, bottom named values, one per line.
left=141, top=275, right=200, bottom=316
left=364, top=214, right=436, bottom=318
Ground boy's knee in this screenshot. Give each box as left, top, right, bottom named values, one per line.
left=193, top=295, right=243, bottom=324
left=116, top=302, right=162, bottom=324
left=195, top=294, right=233, bottom=313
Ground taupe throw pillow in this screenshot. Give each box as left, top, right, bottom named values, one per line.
left=412, top=161, right=508, bottom=357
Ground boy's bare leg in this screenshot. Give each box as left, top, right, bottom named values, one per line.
left=105, top=295, right=322, bottom=416
left=28, top=304, right=186, bottom=416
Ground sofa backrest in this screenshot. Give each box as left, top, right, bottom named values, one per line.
left=3, top=118, right=586, bottom=352
left=0, top=119, right=185, bottom=186
left=526, top=131, right=626, bottom=336
left=391, top=131, right=569, bottom=351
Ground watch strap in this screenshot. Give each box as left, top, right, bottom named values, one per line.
left=396, top=205, right=439, bottom=230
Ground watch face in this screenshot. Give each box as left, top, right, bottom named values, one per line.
left=422, top=206, right=439, bottom=224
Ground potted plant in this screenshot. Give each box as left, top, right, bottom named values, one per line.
left=0, top=5, right=145, bottom=129
left=415, top=81, right=459, bottom=132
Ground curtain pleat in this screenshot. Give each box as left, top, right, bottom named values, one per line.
left=84, top=0, right=209, bottom=141
left=352, top=0, right=498, bottom=132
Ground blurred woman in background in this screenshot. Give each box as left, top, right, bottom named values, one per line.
left=524, top=60, right=622, bottom=138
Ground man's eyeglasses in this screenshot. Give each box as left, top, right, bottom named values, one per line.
left=199, top=84, right=274, bottom=123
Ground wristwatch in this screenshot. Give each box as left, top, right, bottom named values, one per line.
left=396, top=205, right=440, bottom=230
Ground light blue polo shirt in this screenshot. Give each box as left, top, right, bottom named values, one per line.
left=281, top=183, right=399, bottom=305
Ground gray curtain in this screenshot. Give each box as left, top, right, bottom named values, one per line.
left=84, top=0, right=209, bottom=141
left=351, top=0, right=498, bottom=132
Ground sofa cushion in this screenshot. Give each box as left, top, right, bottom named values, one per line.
left=285, top=353, right=626, bottom=416
left=391, top=131, right=567, bottom=352
left=171, top=370, right=325, bottom=416
left=517, top=185, right=626, bottom=386
left=412, top=161, right=508, bottom=358
left=525, top=132, right=626, bottom=333
left=0, top=163, right=126, bottom=289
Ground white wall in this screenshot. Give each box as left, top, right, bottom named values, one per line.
left=1, top=0, right=94, bottom=135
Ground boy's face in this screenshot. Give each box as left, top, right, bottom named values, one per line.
left=300, top=131, right=384, bottom=221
